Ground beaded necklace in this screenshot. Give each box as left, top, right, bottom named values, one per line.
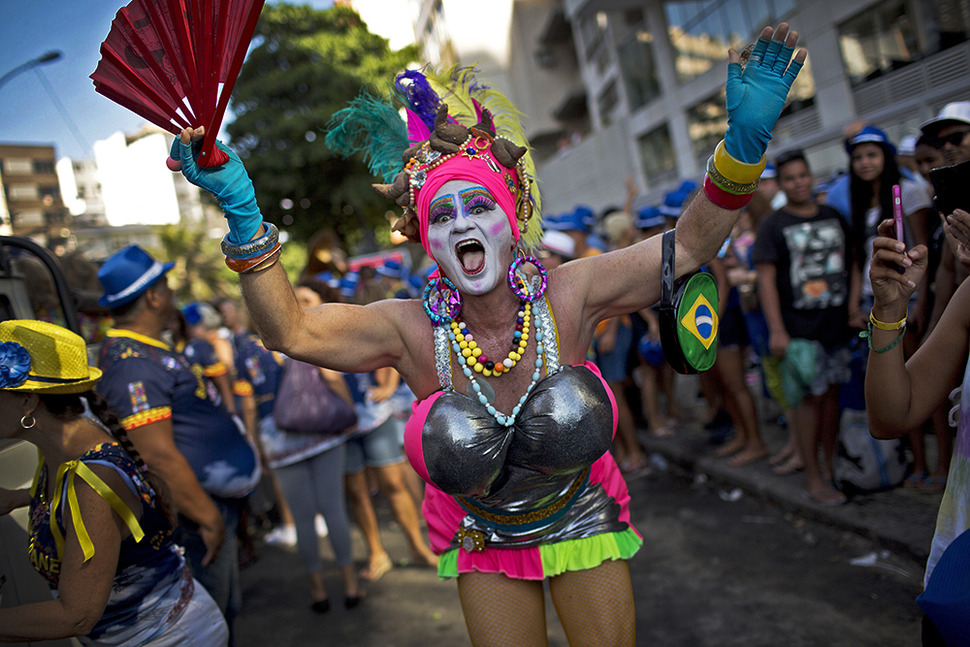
left=448, top=301, right=531, bottom=378
left=445, top=303, right=548, bottom=428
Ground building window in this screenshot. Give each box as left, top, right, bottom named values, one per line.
left=838, top=0, right=970, bottom=86
left=597, top=81, right=619, bottom=127
left=39, top=186, right=61, bottom=201
left=7, top=184, right=38, bottom=200
left=617, top=22, right=662, bottom=110
left=12, top=209, right=43, bottom=227
left=637, top=124, right=677, bottom=177
left=579, top=11, right=609, bottom=61
left=3, top=158, right=33, bottom=175
left=687, top=93, right=728, bottom=160
left=665, top=0, right=796, bottom=83
left=33, top=160, right=55, bottom=175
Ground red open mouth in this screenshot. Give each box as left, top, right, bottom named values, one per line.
left=456, top=239, right=485, bottom=275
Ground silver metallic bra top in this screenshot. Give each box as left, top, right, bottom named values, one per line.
left=422, top=297, right=624, bottom=546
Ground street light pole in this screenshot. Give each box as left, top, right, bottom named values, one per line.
left=0, top=50, right=63, bottom=235
left=0, top=50, right=62, bottom=91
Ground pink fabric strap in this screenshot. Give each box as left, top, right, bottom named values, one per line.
left=416, top=153, right=521, bottom=259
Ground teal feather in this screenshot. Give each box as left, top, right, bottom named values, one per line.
left=325, top=92, right=408, bottom=183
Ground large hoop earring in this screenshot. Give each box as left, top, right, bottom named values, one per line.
left=507, top=253, right=548, bottom=303
left=423, top=276, right=462, bottom=325
left=21, top=414, right=36, bottom=429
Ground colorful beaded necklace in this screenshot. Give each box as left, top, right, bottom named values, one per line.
left=445, top=303, right=547, bottom=428
left=448, top=301, right=531, bottom=378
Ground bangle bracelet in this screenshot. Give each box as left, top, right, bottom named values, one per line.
left=859, top=322, right=906, bottom=353
left=704, top=175, right=753, bottom=210
left=714, top=140, right=767, bottom=185
left=243, top=247, right=282, bottom=274
left=870, top=310, right=907, bottom=330
left=222, top=222, right=279, bottom=259
left=707, top=157, right=761, bottom=195
left=225, top=242, right=282, bottom=273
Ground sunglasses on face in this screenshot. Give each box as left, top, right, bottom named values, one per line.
left=934, top=130, right=970, bottom=149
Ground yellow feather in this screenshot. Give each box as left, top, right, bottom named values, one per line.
left=424, top=65, right=543, bottom=248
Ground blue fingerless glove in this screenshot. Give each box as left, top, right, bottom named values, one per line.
left=172, top=137, right=262, bottom=245
left=724, top=35, right=804, bottom=164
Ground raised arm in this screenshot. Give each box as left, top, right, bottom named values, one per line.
left=172, top=129, right=416, bottom=377
left=565, top=23, right=806, bottom=327
left=865, top=219, right=967, bottom=436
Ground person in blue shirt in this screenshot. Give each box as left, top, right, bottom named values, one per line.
left=96, top=245, right=259, bottom=645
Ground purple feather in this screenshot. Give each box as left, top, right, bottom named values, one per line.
left=396, top=70, right=439, bottom=135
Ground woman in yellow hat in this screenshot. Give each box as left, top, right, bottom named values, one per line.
left=0, top=320, right=228, bottom=646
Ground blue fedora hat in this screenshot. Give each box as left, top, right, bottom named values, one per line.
left=98, top=245, right=174, bottom=308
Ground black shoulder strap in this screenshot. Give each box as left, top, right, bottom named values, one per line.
left=661, top=229, right=676, bottom=308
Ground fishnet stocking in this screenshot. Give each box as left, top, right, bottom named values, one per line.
left=549, top=559, right=635, bottom=647
left=457, top=572, right=548, bottom=647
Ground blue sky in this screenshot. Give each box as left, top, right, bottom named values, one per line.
left=0, top=0, right=335, bottom=161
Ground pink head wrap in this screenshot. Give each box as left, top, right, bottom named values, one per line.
left=414, top=145, right=521, bottom=260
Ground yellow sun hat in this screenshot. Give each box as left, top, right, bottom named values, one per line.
left=0, top=320, right=101, bottom=394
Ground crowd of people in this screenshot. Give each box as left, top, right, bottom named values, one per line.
left=525, top=104, right=970, bottom=513
left=2, top=17, right=969, bottom=647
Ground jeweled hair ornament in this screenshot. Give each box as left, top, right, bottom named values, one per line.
left=326, top=66, right=543, bottom=258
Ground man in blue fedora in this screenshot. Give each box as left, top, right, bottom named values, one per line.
left=96, top=245, right=259, bottom=645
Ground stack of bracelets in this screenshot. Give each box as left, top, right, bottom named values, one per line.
left=860, top=309, right=908, bottom=353
left=703, top=140, right=766, bottom=210
left=222, top=222, right=282, bottom=274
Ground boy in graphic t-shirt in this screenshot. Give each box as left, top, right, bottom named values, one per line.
left=752, top=150, right=860, bottom=506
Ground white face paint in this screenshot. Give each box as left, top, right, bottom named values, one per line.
left=426, top=179, right=515, bottom=296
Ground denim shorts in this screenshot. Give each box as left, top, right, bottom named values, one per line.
left=344, top=417, right=404, bottom=474
left=595, top=320, right=633, bottom=382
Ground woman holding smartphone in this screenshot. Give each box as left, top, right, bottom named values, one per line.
left=864, top=218, right=968, bottom=645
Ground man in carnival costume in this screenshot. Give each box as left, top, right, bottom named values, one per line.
left=171, top=23, right=805, bottom=646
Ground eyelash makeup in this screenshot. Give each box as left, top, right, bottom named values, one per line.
left=429, top=195, right=456, bottom=223
left=460, top=187, right=496, bottom=212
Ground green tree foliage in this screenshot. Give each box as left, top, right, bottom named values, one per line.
left=154, top=223, right=234, bottom=302
left=227, top=3, right=415, bottom=250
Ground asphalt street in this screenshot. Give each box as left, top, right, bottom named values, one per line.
left=234, top=446, right=928, bottom=647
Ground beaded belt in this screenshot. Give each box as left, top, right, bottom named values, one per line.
left=456, top=467, right=590, bottom=535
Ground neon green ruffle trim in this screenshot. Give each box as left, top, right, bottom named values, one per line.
left=436, top=527, right=642, bottom=579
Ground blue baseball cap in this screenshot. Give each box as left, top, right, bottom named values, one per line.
left=635, top=205, right=665, bottom=230
left=98, top=245, right=174, bottom=309
left=338, top=272, right=359, bottom=298
left=845, top=125, right=897, bottom=156
left=559, top=205, right=595, bottom=233
left=659, top=192, right=687, bottom=218
left=408, top=273, right=425, bottom=293
left=378, top=259, right=403, bottom=278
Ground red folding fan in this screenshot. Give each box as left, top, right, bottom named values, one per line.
left=91, top=0, right=265, bottom=167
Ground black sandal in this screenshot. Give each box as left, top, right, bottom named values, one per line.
left=310, top=599, right=330, bottom=614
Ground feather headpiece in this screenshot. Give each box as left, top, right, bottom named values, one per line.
left=326, top=66, right=542, bottom=253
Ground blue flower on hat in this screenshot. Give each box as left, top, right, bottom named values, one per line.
left=0, top=341, right=31, bottom=389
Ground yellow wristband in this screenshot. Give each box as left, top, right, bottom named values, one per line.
left=714, top=140, right=767, bottom=185
left=869, top=310, right=907, bottom=330
left=707, top=157, right=760, bottom=195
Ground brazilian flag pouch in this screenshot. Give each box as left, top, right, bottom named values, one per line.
left=658, top=229, right=719, bottom=374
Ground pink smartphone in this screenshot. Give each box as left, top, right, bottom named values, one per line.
left=892, top=184, right=904, bottom=244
